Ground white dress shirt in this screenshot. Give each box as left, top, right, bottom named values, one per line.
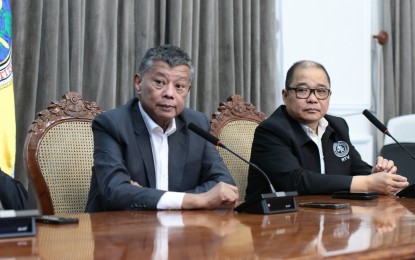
left=139, top=102, right=185, bottom=209
left=301, top=118, right=328, bottom=174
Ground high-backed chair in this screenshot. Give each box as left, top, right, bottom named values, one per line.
left=379, top=114, right=415, bottom=186
left=384, top=114, right=415, bottom=145
left=24, top=92, right=103, bottom=215
left=380, top=143, right=415, bottom=185
left=210, top=95, right=266, bottom=201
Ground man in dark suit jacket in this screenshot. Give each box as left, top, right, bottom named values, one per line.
left=86, top=45, right=238, bottom=212
left=0, top=169, right=28, bottom=210
left=246, top=60, right=408, bottom=200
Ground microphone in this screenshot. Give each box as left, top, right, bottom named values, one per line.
left=188, top=123, right=225, bottom=148
left=362, top=109, right=390, bottom=136
left=363, top=109, right=415, bottom=161
left=188, top=122, right=297, bottom=214
left=363, top=109, right=415, bottom=198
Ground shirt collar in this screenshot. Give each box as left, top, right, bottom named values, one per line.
left=138, top=101, right=176, bottom=135
left=300, top=117, right=328, bottom=136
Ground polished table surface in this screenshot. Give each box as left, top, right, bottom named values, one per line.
left=2, top=195, right=415, bottom=259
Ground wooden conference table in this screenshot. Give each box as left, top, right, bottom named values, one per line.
left=2, top=195, right=415, bottom=259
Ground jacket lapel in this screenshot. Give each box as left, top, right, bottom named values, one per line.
left=130, top=100, right=157, bottom=188
left=168, top=117, right=188, bottom=191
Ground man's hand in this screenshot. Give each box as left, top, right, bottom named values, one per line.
left=367, top=172, right=409, bottom=195
left=131, top=180, right=141, bottom=187
left=371, top=156, right=397, bottom=174
left=182, top=182, right=239, bottom=209
left=351, top=172, right=409, bottom=195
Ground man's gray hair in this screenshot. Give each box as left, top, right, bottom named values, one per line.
left=138, top=44, right=195, bottom=82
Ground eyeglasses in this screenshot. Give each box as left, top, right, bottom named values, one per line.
left=286, top=86, right=331, bottom=100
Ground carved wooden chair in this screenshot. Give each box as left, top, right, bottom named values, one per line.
left=210, top=95, right=266, bottom=201
left=24, top=92, right=103, bottom=215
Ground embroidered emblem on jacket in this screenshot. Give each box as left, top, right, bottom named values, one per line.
left=333, top=141, right=350, bottom=159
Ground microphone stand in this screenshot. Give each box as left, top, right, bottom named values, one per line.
left=219, top=144, right=298, bottom=214
left=386, top=133, right=415, bottom=161
left=363, top=110, right=415, bottom=198
left=188, top=122, right=298, bottom=214
left=385, top=133, right=415, bottom=198
left=219, top=144, right=276, bottom=193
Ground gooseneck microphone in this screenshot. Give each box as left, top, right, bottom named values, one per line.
left=363, top=109, right=390, bottom=135
left=188, top=123, right=225, bottom=148
left=363, top=109, right=415, bottom=198
left=363, top=109, right=415, bottom=160
left=188, top=122, right=297, bottom=214
left=188, top=123, right=276, bottom=193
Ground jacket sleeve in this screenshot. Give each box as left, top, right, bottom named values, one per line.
left=89, top=112, right=166, bottom=211
left=0, top=169, right=28, bottom=210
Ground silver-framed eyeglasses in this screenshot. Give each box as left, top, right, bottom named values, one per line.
left=286, top=86, right=331, bottom=100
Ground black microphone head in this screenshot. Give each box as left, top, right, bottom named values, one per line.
left=363, top=109, right=388, bottom=134
left=188, top=123, right=221, bottom=146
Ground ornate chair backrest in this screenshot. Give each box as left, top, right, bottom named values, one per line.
left=24, top=92, right=103, bottom=215
left=384, top=114, right=415, bottom=145
left=210, top=95, right=266, bottom=201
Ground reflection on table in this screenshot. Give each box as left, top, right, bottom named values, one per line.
left=91, top=210, right=253, bottom=259
left=1, top=195, right=415, bottom=259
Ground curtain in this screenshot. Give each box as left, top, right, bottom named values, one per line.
left=383, top=0, right=415, bottom=123
left=11, top=0, right=278, bottom=190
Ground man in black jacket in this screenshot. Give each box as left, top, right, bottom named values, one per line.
left=0, top=169, right=28, bottom=210
left=246, top=60, right=409, bottom=200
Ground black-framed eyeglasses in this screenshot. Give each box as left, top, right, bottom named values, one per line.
left=286, top=86, right=332, bottom=100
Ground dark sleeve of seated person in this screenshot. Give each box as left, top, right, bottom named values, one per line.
left=0, top=169, right=28, bottom=210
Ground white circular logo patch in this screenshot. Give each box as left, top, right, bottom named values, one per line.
left=333, top=141, right=349, bottom=158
